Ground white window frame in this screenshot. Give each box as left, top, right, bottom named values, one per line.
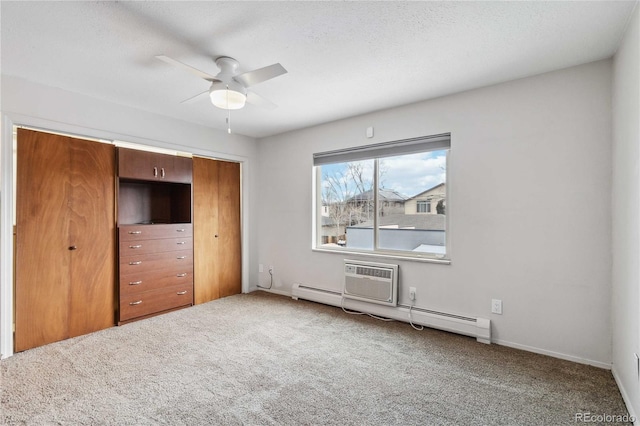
left=312, top=134, right=451, bottom=263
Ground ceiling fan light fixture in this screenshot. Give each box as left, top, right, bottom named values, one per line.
left=209, top=81, right=246, bottom=110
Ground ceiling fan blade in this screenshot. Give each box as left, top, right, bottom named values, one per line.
left=180, top=90, right=210, bottom=104
left=246, top=91, right=278, bottom=110
left=235, top=63, right=287, bottom=87
left=156, top=55, right=217, bottom=81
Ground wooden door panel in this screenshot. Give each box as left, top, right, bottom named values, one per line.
left=171, top=156, right=193, bottom=183
left=193, top=156, right=220, bottom=304
left=15, top=129, right=71, bottom=351
left=68, top=139, right=115, bottom=336
left=118, top=148, right=157, bottom=181
left=217, top=161, right=241, bottom=298
left=118, top=148, right=192, bottom=183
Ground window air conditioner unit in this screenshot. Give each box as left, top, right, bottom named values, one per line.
left=343, top=260, right=398, bottom=306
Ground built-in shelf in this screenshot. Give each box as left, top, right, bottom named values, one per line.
left=118, top=180, right=192, bottom=225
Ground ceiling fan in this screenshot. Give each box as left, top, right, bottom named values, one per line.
left=156, top=54, right=287, bottom=110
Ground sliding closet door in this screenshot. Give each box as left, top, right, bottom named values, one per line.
left=217, top=160, right=241, bottom=298
left=193, top=156, right=220, bottom=303
left=67, top=138, right=116, bottom=337
left=193, top=156, right=241, bottom=304
left=15, top=129, right=115, bottom=352
left=15, top=130, right=72, bottom=351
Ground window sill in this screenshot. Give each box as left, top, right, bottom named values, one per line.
left=312, top=247, right=451, bottom=265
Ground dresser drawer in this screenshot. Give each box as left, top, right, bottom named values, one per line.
left=119, top=237, right=192, bottom=256
left=120, top=268, right=193, bottom=296
left=119, top=250, right=193, bottom=276
left=119, top=284, right=193, bottom=322
left=119, top=224, right=192, bottom=242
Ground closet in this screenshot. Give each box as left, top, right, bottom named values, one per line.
left=15, top=129, right=116, bottom=352
left=14, top=130, right=242, bottom=351
left=193, top=157, right=241, bottom=304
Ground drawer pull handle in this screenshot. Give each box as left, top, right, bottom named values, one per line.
left=128, top=231, right=142, bottom=235
left=129, top=261, right=142, bottom=265
left=129, top=245, right=142, bottom=249
left=176, top=241, right=185, bottom=245
left=129, top=280, right=142, bottom=286
left=176, top=291, right=188, bottom=295
left=176, top=229, right=186, bottom=232
left=177, top=256, right=187, bottom=260
left=129, top=300, right=142, bottom=305
left=153, top=167, right=158, bottom=177
left=161, top=168, right=165, bottom=178
left=176, top=273, right=187, bottom=277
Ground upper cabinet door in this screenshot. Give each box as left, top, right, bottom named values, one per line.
left=118, top=148, right=192, bottom=183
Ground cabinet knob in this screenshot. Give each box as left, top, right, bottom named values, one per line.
left=68, top=245, right=77, bottom=250
left=214, top=234, right=219, bottom=238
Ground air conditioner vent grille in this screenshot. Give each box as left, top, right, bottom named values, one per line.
left=356, top=266, right=392, bottom=279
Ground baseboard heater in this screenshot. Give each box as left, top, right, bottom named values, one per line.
left=291, top=283, right=491, bottom=344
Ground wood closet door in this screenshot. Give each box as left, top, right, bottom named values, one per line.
left=67, top=138, right=115, bottom=336
left=16, top=129, right=71, bottom=351
left=217, top=161, right=241, bottom=298
left=15, top=129, right=115, bottom=352
left=193, top=157, right=241, bottom=304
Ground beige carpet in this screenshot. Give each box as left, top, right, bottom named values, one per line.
left=0, top=291, right=631, bottom=425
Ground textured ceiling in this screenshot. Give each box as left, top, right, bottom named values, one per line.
left=1, top=1, right=637, bottom=138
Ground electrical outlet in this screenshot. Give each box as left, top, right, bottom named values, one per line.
left=409, top=287, right=416, bottom=301
left=259, top=264, right=264, bottom=273
left=491, top=299, right=502, bottom=315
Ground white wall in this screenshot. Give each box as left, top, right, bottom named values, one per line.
left=612, top=4, right=640, bottom=420
left=0, top=75, right=259, bottom=358
left=256, top=60, right=613, bottom=367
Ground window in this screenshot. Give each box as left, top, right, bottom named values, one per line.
left=416, top=201, right=430, bottom=213
left=314, top=134, right=450, bottom=259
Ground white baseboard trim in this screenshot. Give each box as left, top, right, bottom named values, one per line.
left=290, top=282, right=491, bottom=344
left=612, top=366, right=639, bottom=425
left=492, top=338, right=612, bottom=370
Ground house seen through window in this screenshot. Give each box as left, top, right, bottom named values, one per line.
left=314, top=134, right=450, bottom=259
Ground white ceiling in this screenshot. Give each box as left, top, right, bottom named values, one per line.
left=1, top=1, right=636, bottom=139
